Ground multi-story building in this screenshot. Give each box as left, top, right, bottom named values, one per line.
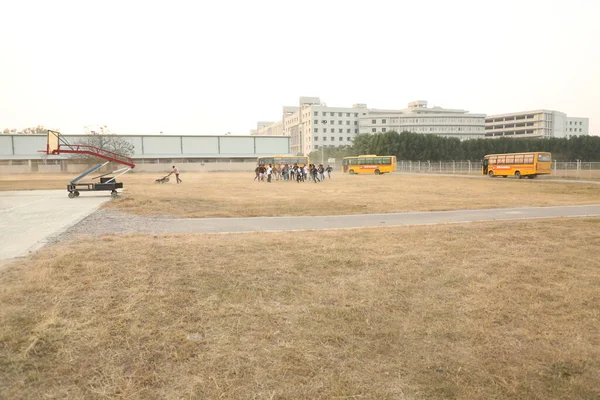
left=485, top=110, right=589, bottom=139
left=256, top=97, right=366, bottom=155
left=359, top=100, right=486, bottom=140
left=251, top=121, right=284, bottom=136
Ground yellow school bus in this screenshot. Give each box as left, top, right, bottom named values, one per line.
left=257, top=155, right=309, bottom=167
left=342, top=155, right=397, bottom=175
left=483, top=152, right=552, bottom=179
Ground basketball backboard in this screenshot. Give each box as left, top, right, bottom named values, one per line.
left=47, top=130, right=60, bottom=154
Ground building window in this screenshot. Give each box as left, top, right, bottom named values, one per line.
left=346, top=129, right=350, bottom=133
left=382, top=128, right=387, bottom=132
left=354, top=121, right=358, bottom=125
left=372, top=119, right=376, bottom=124
left=331, top=136, right=335, bottom=141
left=314, top=145, right=319, bottom=149
left=337, top=129, right=342, bottom=133
left=330, top=128, right=334, bottom=133
left=338, top=120, right=342, bottom=125
left=314, top=136, right=318, bottom=140
left=347, top=137, right=351, bottom=141
left=580, top=128, right=582, bottom=132
left=569, top=121, right=572, bottom=125
left=354, top=113, right=358, bottom=117
left=338, top=112, right=342, bottom=117
left=323, top=128, right=327, bottom=133
left=323, top=136, right=327, bottom=141
left=355, top=129, right=358, bottom=133
left=346, top=121, right=350, bottom=125
left=314, top=111, right=318, bottom=116
left=314, top=119, right=318, bottom=124
left=339, top=136, right=343, bottom=141
left=382, top=119, right=386, bottom=124
left=372, top=128, right=376, bottom=132
left=330, top=120, right=334, bottom=124
left=314, top=128, right=318, bottom=133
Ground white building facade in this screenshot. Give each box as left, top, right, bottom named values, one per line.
left=485, top=110, right=589, bottom=139
left=359, top=101, right=486, bottom=140
left=256, top=97, right=366, bottom=155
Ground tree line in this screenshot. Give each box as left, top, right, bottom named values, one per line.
left=309, top=131, right=600, bottom=162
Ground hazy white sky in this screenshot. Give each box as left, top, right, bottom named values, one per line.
left=1, top=0, right=598, bottom=135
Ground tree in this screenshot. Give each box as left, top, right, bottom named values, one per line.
left=70, top=134, right=135, bottom=162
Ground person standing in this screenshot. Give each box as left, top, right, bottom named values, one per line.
left=482, top=158, right=489, bottom=175
left=266, top=164, right=273, bottom=183
left=167, top=165, right=182, bottom=183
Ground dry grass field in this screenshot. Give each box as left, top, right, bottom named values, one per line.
left=1, top=172, right=599, bottom=217
left=106, top=172, right=600, bottom=217
left=1, top=218, right=599, bottom=399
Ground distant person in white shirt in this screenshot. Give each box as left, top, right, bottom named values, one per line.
left=167, top=165, right=182, bottom=184
left=266, top=165, right=273, bottom=183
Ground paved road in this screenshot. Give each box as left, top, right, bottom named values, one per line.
left=393, top=172, right=600, bottom=184
left=2, top=189, right=599, bottom=262
left=63, top=204, right=600, bottom=237
left=0, top=190, right=110, bottom=261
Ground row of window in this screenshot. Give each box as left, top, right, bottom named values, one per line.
left=568, top=121, right=584, bottom=125
left=345, top=157, right=392, bottom=165
left=314, top=136, right=353, bottom=142
left=314, top=111, right=359, bottom=117
left=367, top=118, right=482, bottom=124
left=487, top=154, right=550, bottom=164
left=568, top=128, right=583, bottom=132
left=314, top=128, right=358, bottom=134
left=313, top=120, right=358, bottom=125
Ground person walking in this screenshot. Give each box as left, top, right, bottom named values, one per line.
left=167, top=165, right=182, bottom=183
left=482, top=158, right=489, bottom=175
left=326, top=164, right=333, bottom=179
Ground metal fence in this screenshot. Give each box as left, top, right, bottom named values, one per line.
left=395, top=160, right=600, bottom=179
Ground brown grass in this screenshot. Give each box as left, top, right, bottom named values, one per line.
left=104, top=172, right=600, bottom=217
left=2, top=172, right=600, bottom=218
left=1, top=218, right=599, bottom=399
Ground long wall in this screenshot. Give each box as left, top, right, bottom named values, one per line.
left=0, top=134, right=290, bottom=160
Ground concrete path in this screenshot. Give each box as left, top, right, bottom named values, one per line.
left=393, top=172, right=600, bottom=184
left=62, top=204, right=600, bottom=237
left=0, top=190, right=110, bottom=261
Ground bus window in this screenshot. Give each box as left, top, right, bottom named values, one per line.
left=514, top=155, right=524, bottom=163
left=382, top=157, right=391, bottom=164
left=489, top=157, right=497, bottom=165
left=524, top=155, right=534, bottom=163
left=497, top=157, right=506, bottom=164
left=342, top=159, right=349, bottom=166
left=505, top=155, right=515, bottom=163
left=538, top=154, right=551, bottom=162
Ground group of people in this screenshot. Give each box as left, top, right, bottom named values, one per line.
left=254, top=164, right=333, bottom=183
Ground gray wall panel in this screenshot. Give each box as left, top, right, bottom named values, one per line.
left=13, top=136, right=47, bottom=155
left=142, top=137, right=182, bottom=155
left=254, top=137, right=290, bottom=154
left=219, top=137, right=254, bottom=154
left=182, top=137, right=219, bottom=154
left=0, top=136, right=13, bottom=155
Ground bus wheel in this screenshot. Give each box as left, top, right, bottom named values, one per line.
left=374, top=169, right=380, bottom=175
left=488, top=171, right=494, bottom=178
left=515, top=171, right=521, bottom=179
left=349, top=169, right=355, bottom=175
